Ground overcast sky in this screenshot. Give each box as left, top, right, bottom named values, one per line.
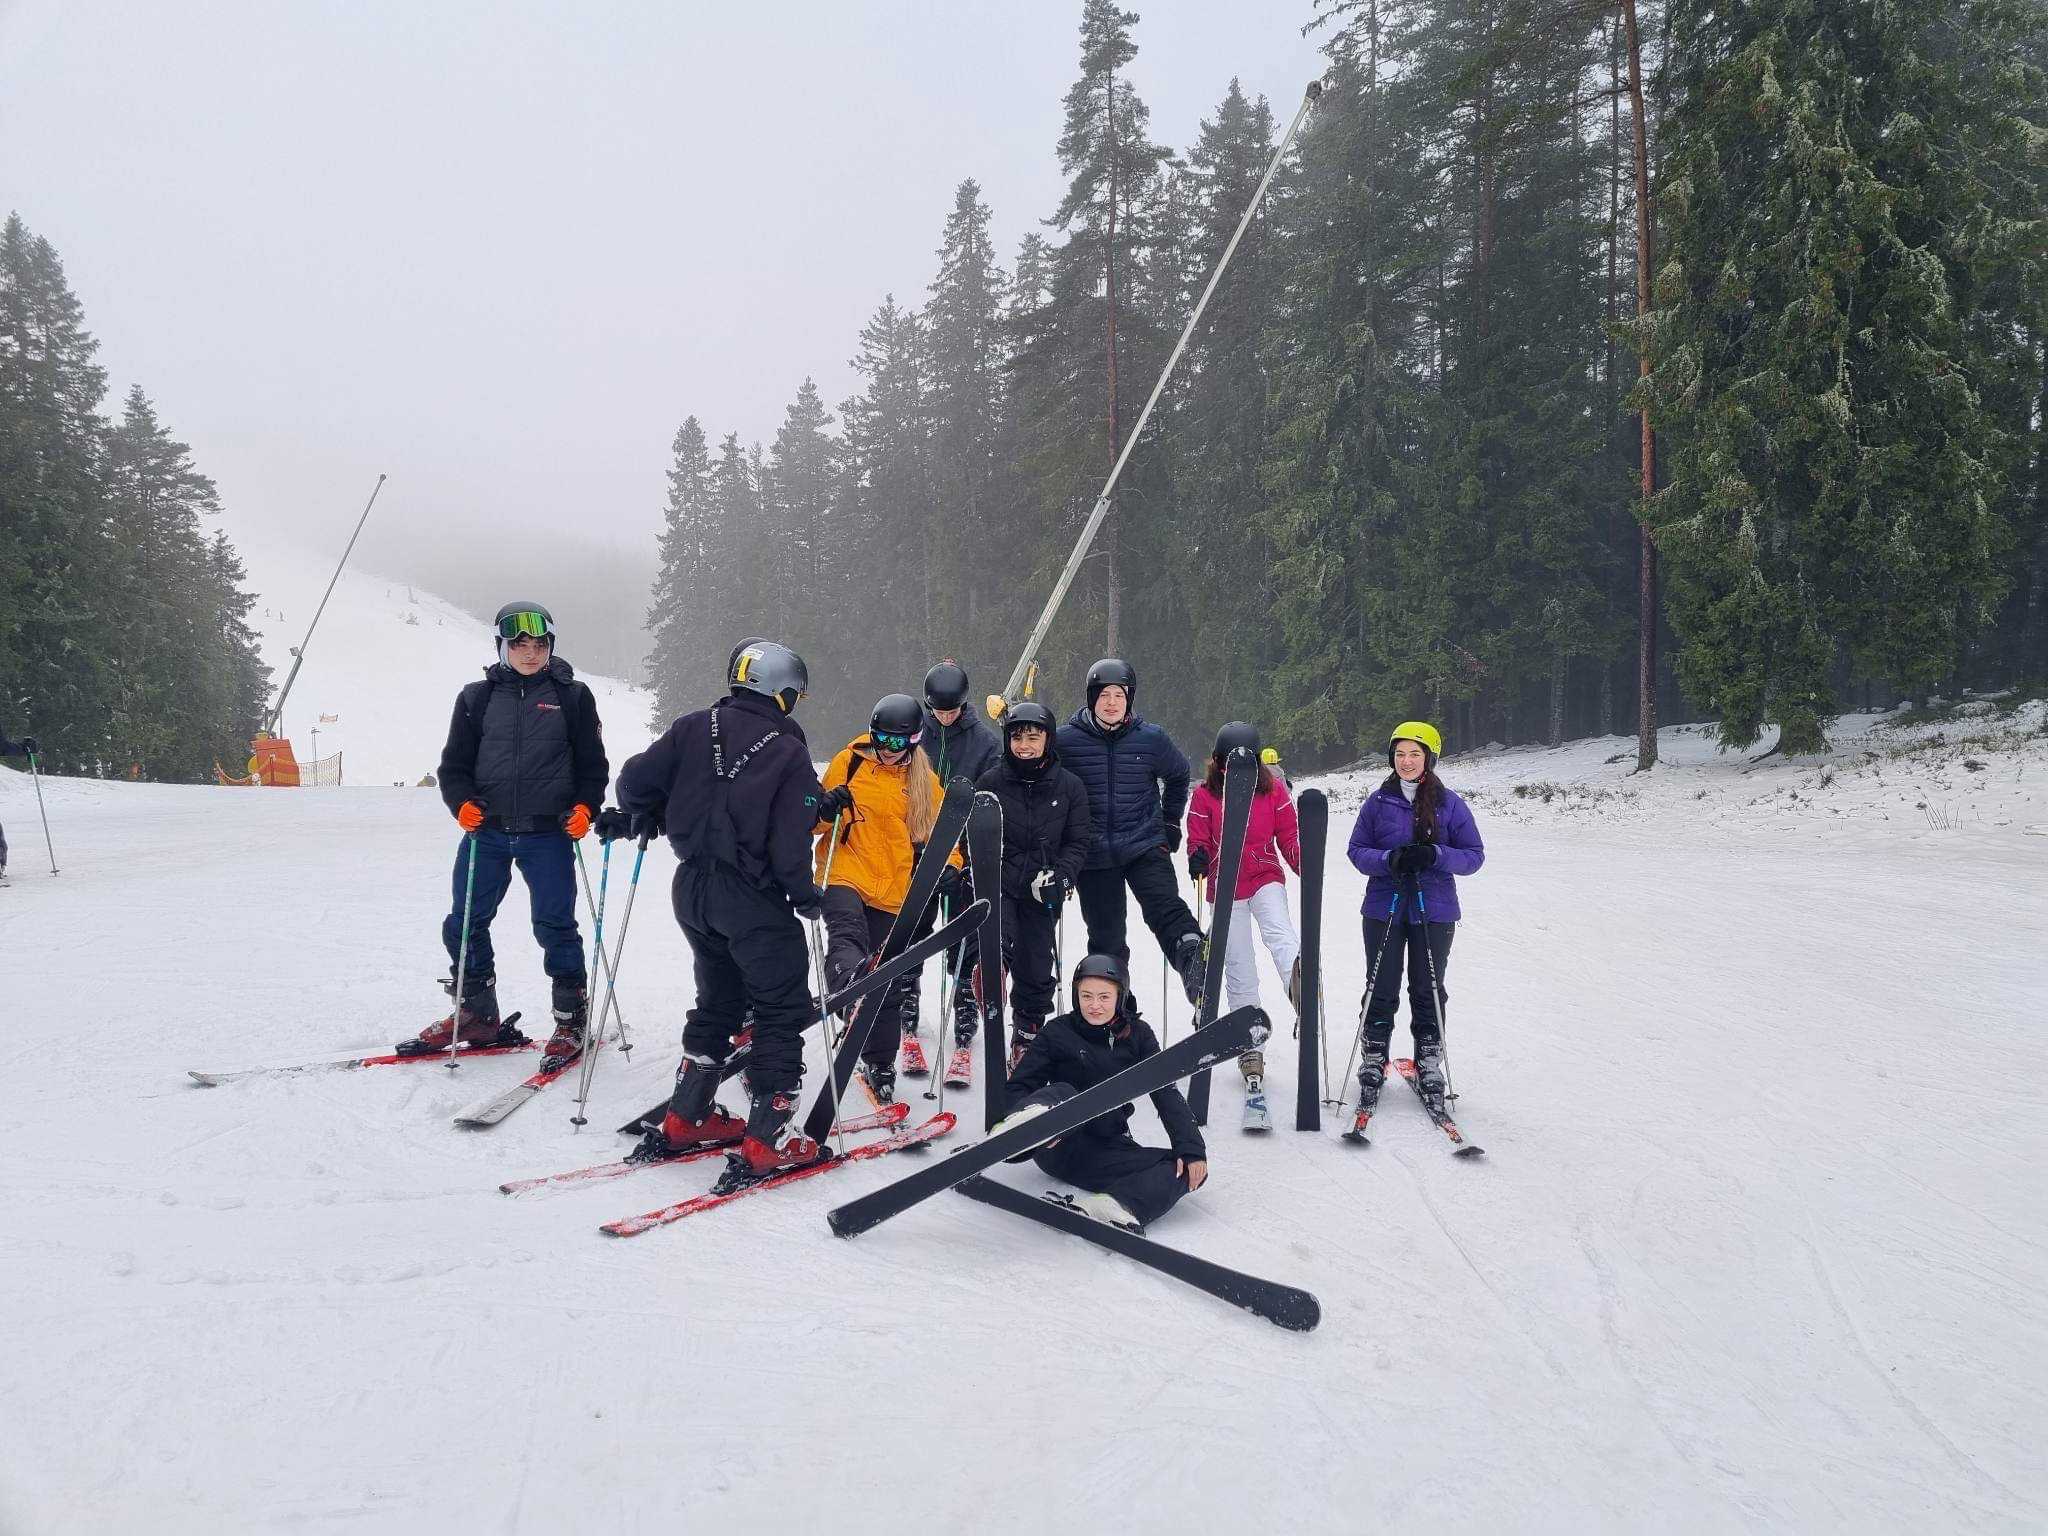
left=1, top=0, right=1326, bottom=570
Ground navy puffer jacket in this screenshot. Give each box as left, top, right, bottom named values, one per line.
left=1056, top=708, right=1191, bottom=871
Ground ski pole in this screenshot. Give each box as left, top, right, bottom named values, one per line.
left=926, top=910, right=971, bottom=1108
left=809, top=819, right=847, bottom=1155
left=1411, top=879, right=1455, bottom=1105
left=1336, top=889, right=1405, bottom=1104
left=446, top=832, right=480, bottom=1071
left=566, top=832, right=650, bottom=1108
left=27, top=749, right=58, bottom=874
left=569, top=837, right=627, bottom=1127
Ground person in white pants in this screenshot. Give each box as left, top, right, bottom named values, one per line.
left=1185, top=722, right=1302, bottom=1107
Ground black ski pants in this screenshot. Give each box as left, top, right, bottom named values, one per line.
left=1076, top=847, right=1198, bottom=973
left=822, top=886, right=916, bottom=1069
left=1360, top=917, right=1455, bottom=1053
left=1016, top=1084, right=1194, bottom=1229
left=1002, top=891, right=1061, bottom=1032
left=672, top=861, right=811, bottom=1097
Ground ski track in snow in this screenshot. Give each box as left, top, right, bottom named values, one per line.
left=2, top=703, right=2045, bottom=1533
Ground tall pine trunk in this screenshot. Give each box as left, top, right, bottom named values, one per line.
left=1623, top=0, right=1658, bottom=770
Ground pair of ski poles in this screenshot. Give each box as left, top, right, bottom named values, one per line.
left=1333, top=877, right=1454, bottom=1108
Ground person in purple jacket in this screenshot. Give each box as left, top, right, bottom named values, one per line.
left=1345, top=720, right=1485, bottom=1113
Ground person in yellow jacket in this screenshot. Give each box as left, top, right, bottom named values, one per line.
left=814, top=693, right=964, bottom=1103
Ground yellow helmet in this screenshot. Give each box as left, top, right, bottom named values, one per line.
left=1390, top=720, right=1443, bottom=760
left=1259, top=746, right=1280, bottom=766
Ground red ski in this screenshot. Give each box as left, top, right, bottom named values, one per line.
left=900, top=1033, right=930, bottom=1077
left=600, top=1112, right=957, bottom=1237
left=453, top=1029, right=616, bottom=1129
left=189, top=1015, right=531, bottom=1085
left=1391, top=1058, right=1484, bottom=1157
left=942, top=1045, right=973, bottom=1089
left=499, top=1103, right=909, bottom=1197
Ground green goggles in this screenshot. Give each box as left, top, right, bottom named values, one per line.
left=872, top=731, right=917, bottom=752
left=498, top=611, right=553, bottom=641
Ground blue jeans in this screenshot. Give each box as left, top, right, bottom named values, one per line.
left=441, top=828, right=585, bottom=981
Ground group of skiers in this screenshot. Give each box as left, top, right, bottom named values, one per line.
left=407, top=601, right=1487, bottom=1224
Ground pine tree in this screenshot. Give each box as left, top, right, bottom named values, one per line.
left=1644, top=0, right=2033, bottom=750
left=645, top=416, right=716, bottom=727
left=765, top=378, right=838, bottom=669
left=0, top=213, right=115, bottom=772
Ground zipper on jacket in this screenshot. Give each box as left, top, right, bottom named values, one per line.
left=511, top=678, right=527, bottom=825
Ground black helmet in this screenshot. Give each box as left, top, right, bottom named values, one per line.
left=1003, top=700, right=1056, bottom=736
left=1071, top=952, right=1128, bottom=1012
left=923, top=662, right=970, bottom=711
left=1085, top=657, right=1137, bottom=710
left=869, top=693, right=924, bottom=747
left=728, top=639, right=809, bottom=713
left=1214, top=721, right=1260, bottom=758
left=494, top=600, right=555, bottom=648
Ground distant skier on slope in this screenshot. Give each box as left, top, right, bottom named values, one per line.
left=1055, top=658, right=1206, bottom=1018
left=911, top=660, right=1000, bottom=1063
left=399, top=602, right=607, bottom=1069
left=998, top=953, right=1208, bottom=1232
left=814, top=693, right=964, bottom=1106
left=1345, top=721, right=1487, bottom=1116
left=612, top=639, right=837, bottom=1184
left=974, top=700, right=1092, bottom=1068
left=0, top=719, right=42, bottom=886
left=1187, top=722, right=1301, bottom=1128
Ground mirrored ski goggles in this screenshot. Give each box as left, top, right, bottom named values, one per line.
left=497, top=611, right=553, bottom=641
left=871, top=730, right=920, bottom=752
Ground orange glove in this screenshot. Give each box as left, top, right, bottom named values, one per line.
left=457, top=801, right=486, bottom=831
left=562, top=804, right=593, bottom=840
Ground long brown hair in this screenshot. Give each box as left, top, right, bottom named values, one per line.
left=1380, top=767, right=1445, bottom=842
left=859, top=735, right=940, bottom=843
left=1205, top=756, right=1279, bottom=797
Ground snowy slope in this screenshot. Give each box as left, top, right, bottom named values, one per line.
left=223, top=521, right=653, bottom=786
left=0, top=706, right=2043, bottom=1534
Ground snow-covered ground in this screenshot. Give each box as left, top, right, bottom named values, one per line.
left=2, top=700, right=2044, bottom=1534
left=224, top=522, right=654, bottom=786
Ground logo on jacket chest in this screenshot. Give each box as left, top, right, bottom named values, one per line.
left=535, top=701, right=561, bottom=712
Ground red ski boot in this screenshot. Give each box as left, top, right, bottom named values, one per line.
left=711, top=1091, right=832, bottom=1193
left=398, top=977, right=522, bottom=1055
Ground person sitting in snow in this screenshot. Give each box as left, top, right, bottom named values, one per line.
left=396, top=601, right=608, bottom=1071
left=998, top=953, right=1208, bottom=1232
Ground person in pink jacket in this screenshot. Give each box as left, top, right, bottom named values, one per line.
left=1184, top=722, right=1301, bottom=1122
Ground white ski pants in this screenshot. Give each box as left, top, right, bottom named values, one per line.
left=1222, top=881, right=1300, bottom=1019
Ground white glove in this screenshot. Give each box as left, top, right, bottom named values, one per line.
left=1031, top=868, right=1055, bottom=902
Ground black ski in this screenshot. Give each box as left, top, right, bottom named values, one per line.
left=1187, top=748, right=1256, bottom=1125
left=615, top=900, right=986, bottom=1136
left=826, top=1005, right=1264, bottom=1239
left=953, top=1175, right=1320, bottom=1332
left=802, top=778, right=976, bottom=1142
left=968, top=790, right=1007, bottom=1129
left=1294, top=788, right=1327, bottom=1132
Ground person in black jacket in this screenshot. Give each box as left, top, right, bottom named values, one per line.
left=613, top=638, right=839, bottom=1187
left=1001, top=953, right=1209, bottom=1231
left=914, top=660, right=1001, bottom=1055
left=0, top=720, right=41, bottom=885
left=403, top=602, right=608, bottom=1069
left=1054, top=658, right=1205, bottom=1013
left=974, top=701, right=1090, bottom=1065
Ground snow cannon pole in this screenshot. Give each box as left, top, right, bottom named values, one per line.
left=266, top=472, right=386, bottom=737
left=994, top=80, right=1323, bottom=710
left=808, top=822, right=848, bottom=1156
left=446, top=832, right=480, bottom=1072
left=27, top=749, right=58, bottom=873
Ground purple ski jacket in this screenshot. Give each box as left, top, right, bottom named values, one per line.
left=1346, top=780, right=1486, bottom=922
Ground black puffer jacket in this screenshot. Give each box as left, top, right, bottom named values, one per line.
left=974, top=745, right=1091, bottom=900
left=921, top=702, right=1000, bottom=786
left=616, top=690, right=824, bottom=907
left=438, top=658, right=608, bottom=828
left=1005, top=1009, right=1205, bottom=1160
left=1055, top=708, right=1191, bottom=870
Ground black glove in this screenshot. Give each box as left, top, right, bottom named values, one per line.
left=793, top=884, right=826, bottom=921
left=594, top=807, right=633, bottom=842
left=1163, top=826, right=1183, bottom=854
left=1187, top=847, right=1211, bottom=882
left=934, top=864, right=965, bottom=905
left=816, top=784, right=856, bottom=824
left=1387, top=843, right=1439, bottom=877
left=630, top=810, right=665, bottom=842
left=20, top=736, right=38, bottom=755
